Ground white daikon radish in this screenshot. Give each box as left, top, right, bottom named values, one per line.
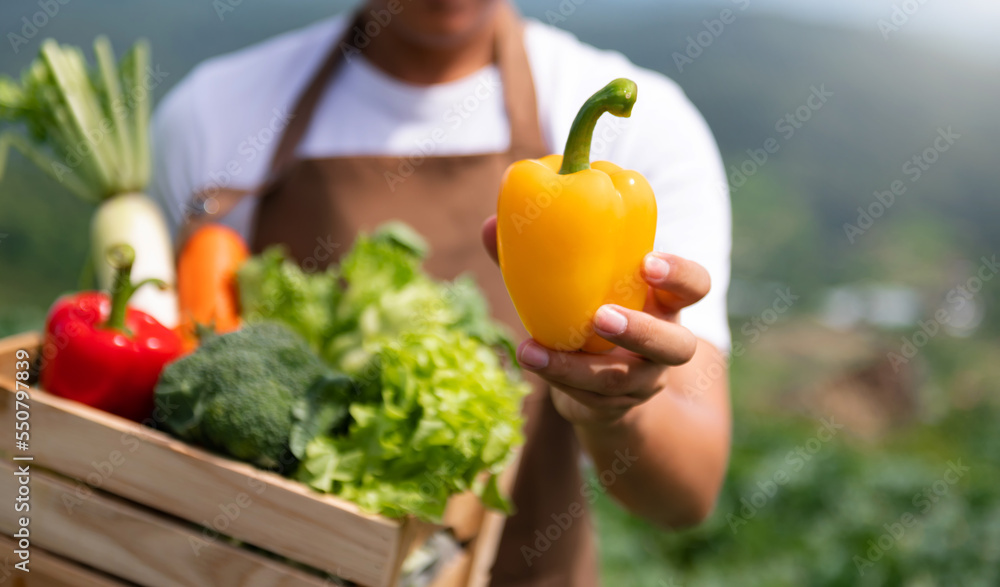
left=91, top=193, right=178, bottom=327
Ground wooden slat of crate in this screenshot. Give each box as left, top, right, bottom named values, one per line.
left=0, top=535, right=128, bottom=587
left=0, top=460, right=331, bottom=587
left=428, top=550, right=471, bottom=587
left=0, top=332, right=430, bottom=587
left=465, top=510, right=508, bottom=587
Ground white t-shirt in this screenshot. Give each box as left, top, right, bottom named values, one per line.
left=151, top=15, right=732, bottom=351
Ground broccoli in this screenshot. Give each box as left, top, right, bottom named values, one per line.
left=155, top=322, right=326, bottom=470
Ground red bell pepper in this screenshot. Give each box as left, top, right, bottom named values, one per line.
left=40, top=244, right=183, bottom=422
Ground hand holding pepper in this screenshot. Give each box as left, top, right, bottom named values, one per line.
left=490, top=77, right=712, bottom=425
left=484, top=225, right=710, bottom=424
left=497, top=78, right=656, bottom=353
left=488, top=78, right=729, bottom=529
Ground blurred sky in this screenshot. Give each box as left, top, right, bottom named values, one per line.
left=632, top=0, right=1000, bottom=53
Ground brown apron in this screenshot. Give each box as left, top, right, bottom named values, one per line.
left=185, top=4, right=598, bottom=585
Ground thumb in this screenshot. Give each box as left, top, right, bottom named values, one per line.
left=481, top=215, right=499, bottom=265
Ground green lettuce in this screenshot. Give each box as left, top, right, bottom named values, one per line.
left=237, top=223, right=528, bottom=520
left=297, top=329, right=528, bottom=519
left=237, top=246, right=340, bottom=353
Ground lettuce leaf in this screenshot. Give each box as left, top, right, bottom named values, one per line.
left=238, top=223, right=528, bottom=520
left=237, top=246, right=340, bottom=353
left=297, top=328, right=528, bottom=520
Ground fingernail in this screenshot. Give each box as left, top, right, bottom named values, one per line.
left=644, top=254, right=670, bottom=281
left=594, top=305, right=628, bottom=336
left=519, top=341, right=549, bottom=369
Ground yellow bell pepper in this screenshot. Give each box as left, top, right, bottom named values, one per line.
left=497, top=78, right=657, bottom=352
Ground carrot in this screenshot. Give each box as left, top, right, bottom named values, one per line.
left=176, top=224, right=249, bottom=348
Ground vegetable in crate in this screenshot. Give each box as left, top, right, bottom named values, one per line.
left=496, top=78, right=657, bottom=352
left=329, top=222, right=516, bottom=369
left=236, top=246, right=340, bottom=354
left=297, top=328, right=527, bottom=520
left=238, top=223, right=529, bottom=520
left=239, top=222, right=514, bottom=368
left=155, top=322, right=328, bottom=469
left=176, top=223, right=249, bottom=349
left=40, top=244, right=182, bottom=421
left=0, top=37, right=177, bottom=326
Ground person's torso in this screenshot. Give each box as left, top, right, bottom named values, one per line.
left=178, top=7, right=603, bottom=586
left=157, top=13, right=673, bottom=243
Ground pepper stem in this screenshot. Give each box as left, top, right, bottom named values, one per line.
left=558, top=78, right=638, bottom=175
left=102, top=244, right=166, bottom=332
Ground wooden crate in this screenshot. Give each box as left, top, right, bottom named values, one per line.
left=0, top=535, right=130, bottom=587
left=0, top=332, right=511, bottom=587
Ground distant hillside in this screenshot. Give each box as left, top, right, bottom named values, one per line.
left=561, top=10, right=1000, bottom=336
left=567, top=12, right=1000, bottom=277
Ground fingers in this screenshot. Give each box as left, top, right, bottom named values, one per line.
left=481, top=215, right=498, bottom=265
left=592, top=304, right=698, bottom=366
left=642, top=252, right=711, bottom=313
left=551, top=385, right=645, bottom=418
left=517, top=340, right=667, bottom=397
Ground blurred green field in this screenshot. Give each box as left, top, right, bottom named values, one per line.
left=593, top=328, right=1000, bottom=586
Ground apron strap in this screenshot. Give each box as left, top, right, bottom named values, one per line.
left=493, top=3, right=546, bottom=158
left=264, top=19, right=354, bottom=179
left=268, top=0, right=544, bottom=177
left=176, top=15, right=357, bottom=244
left=178, top=0, right=545, bottom=242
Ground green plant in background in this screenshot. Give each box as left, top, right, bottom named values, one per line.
left=595, top=343, right=1000, bottom=587
left=0, top=37, right=150, bottom=201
